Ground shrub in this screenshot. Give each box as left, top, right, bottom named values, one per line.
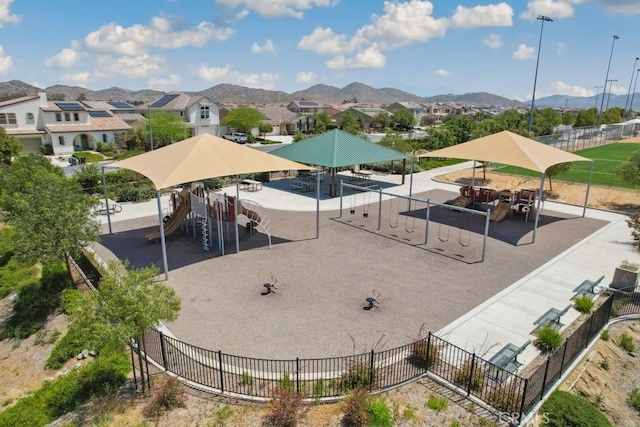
left=312, top=378, right=325, bottom=397
left=487, top=382, right=522, bottom=413
left=280, top=372, right=294, bottom=392
left=600, top=357, right=610, bottom=371
left=628, top=388, right=640, bottom=412
left=573, top=295, right=595, bottom=314
left=241, top=371, right=253, bottom=386
left=60, top=288, right=85, bottom=315
left=453, top=359, right=483, bottom=392
left=115, top=184, right=156, bottom=202
left=142, top=376, right=187, bottom=420
left=601, top=330, right=610, bottom=341
left=409, top=339, right=439, bottom=369
left=264, top=387, right=307, bottom=427
left=534, top=324, right=564, bottom=353
left=342, top=388, right=371, bottom=426
left=340, top=362, right=376, bottom=392
left=619, top=332, right=636, bottom=352
left=368, top=397, right=393, bottom=427
left=540, top=390, right=613, bottom=427
left=426, top=395, right=448, bottom=411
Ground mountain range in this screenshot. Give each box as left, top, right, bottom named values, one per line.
left=0, top=79, right=636, bottom=110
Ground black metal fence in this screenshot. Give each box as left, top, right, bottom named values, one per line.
left=71, top=255, right=640, bottom=420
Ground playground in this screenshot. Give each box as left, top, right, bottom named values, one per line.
left=93, top=184, right=608, bottom=360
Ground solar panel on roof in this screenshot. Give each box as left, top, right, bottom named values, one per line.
left=56, top=102, right=84, bottom=111
left=299, top=101, right=317, bottom=106
left=107, top=101, right=134, bottom=109
left=89, top=110, right=111, bottom=118
left=149, top=94, right=179, bottom=108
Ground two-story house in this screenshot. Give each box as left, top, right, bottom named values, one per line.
left=141, top=92, right=221, bottom=137
left=0, top=92, right=48, bottom=154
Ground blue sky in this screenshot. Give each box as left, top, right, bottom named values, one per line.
left=0, top=0, right=639, bottom=101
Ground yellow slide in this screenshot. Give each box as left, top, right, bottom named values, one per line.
left=146, top=191, right=192, bottom=241
left=490, top=201, right=511, bottom=222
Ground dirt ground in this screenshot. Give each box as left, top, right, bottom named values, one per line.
left=434, top=169, right=640, bottom=213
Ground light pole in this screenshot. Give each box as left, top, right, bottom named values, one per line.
left=598, top=35, right=619, bottom=125
left=527, top=15, right=554, bottom=133
left=624, top=57, right=640, bottom=113
left=605, top=79, right=617, bottom=110
left=630, top=69, right=640, bottom=114
left=147, top=104, right=154, bottom=150
left=594, top=85, right=603, bottom=109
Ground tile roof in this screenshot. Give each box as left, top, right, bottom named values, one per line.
left=3, top=128, right=46, bottom=135
left=0, top=95, right=40, bottom=107
left=45, top=114, right=130, bottom=133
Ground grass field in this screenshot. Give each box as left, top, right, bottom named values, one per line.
left=496, top=142, right=640, bottom=189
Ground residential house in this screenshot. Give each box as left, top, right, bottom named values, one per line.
left=41, top=101, right=130, bottom=155
left=0, top=92, right=48, bottom=154
left=254, top=105, right=299, bottom=136
left=287, top=100, right=326, bottom=114
left=141, top=92, right=221, bottom=137
left=331, top=107, right=386, bottom=131
left=385, top=102, right=425, bottom=119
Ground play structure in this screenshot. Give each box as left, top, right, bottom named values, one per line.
left=146, top=185, right=272, bottom=254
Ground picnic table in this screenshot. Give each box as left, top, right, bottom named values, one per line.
left=240, top=179, right=263, bottom=192
left=93, top=198, right=122, bottom=215
left=350, top=170, right=373, bottom=181
left=291, top=180, right=315, bottom=192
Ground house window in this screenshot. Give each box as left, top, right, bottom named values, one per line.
left=55, top=113, right=62, bottom=122
left=102, top=134, right=107, bottom=143
left=73, top=113, right=79, bottom=121
left=58, top=136, right=65, bottom=145
left=179, top=111, right=184, bottom=117
left=64, top=113, right=71, bottom=121
left=200, top=106, right=210, bottom=119
left=0, top=113, right=17, bottom=124
left=26, top=112, right=34, bottom=120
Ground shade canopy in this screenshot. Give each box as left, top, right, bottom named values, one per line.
left=270, top=129, right=409, bottom=167
left=108, top=133, right=315, bottom=189
left=418, top=130, right=590, bottom=172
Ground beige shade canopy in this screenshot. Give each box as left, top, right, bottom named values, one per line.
left=108, top=133, right=316, bottom=189
left=417, top=130, right=590, bottom=172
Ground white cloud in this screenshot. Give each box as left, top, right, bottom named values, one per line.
left=557, top=42, right=567, bottom=54
left=94, top=54, right=164, bottom=78
left=326, top=44, right=386, bottom=70
left=0, top=45, right=13, bottom=74
left=542, top=81, right=595, bottom=97
left=298, top=27, right=353, bottom=55
left=587, top=0, right=640, bottom=14
left=83, top=17, right=234, bottom=56
left=149, top=74, right=181, bottom=91
left=512, top=44, right=535, bottom=60
left=59, top=72, right=91, bottom=87
left=193, top=64, right=232, bottom=81
left=296, top=71, right=317, bottom=83
left=435, top=69, right=452, bottom=77
left=235, top=72, right=279, bottom=89
left=520, top=0, right=584, bottom=20
left=192, top=64, right=278, bottom=88
left=450, top=3, right=513, bottom=28
left=483, top=33, right=503, bottom=49
left=214, top=0, right=336, bottom=19
left=45, top=47, right=81, bottom=69
left=609, top=83, right=627, bottom=96
left=0, top=0, right=20, bottom=28
left=251, top=39, right=276, bottom=53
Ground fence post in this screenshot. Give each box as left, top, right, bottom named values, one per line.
left=369, top=349, right=375, bottom=392
left=136, top=338, right=146, bottom=392
left=159, top=331, right=168, bottom=369
left=467, top=354, right=477, bottom=396
left=519, top=378, right=529, bottom=421
left=218, top=351, right=224, bottom=393
left=130, top=345, right=138, bottom=390
left=541, top=357, right=551, bottom=396
left=296, top=357, right=300, bottom=395
left=559, top=341, right=569, bottom=376
left=426, top=333, right=432, bottom=373
left=585, top=312, right=595, bottom=349
left=606, top=293, right=614, bottom=319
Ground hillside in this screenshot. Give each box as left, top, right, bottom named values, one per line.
left=425, top=92, right=525, bottom=107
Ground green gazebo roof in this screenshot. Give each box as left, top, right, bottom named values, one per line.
left=270, top=129, right=409, bottom=168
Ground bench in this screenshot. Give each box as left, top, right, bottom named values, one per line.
left=298, top=171, right=317, bottom=181
left=487, top=340, right=531, bottom=382
left=350, top=170, right=372, bottom=181
left=351, top=181, right=378, bottom=191
left=532, top=304, right=572, bottom=334
left=290, top=181, right=315, bottom=192
left=240, top=179, right=262, bottom=192
left=572, top=275, right=605, bottom=300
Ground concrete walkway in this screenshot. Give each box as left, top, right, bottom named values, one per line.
left=93, top=162, right=638, bottom=366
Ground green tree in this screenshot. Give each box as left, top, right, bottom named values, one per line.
left=497, top=109, right=526, bottom=131
left=312, top=111, right=331, bottom=129
left=314, top=119, right=326, bottom=134
left=615, top=150, right=640, bottom=186
left=472, top=119, right=507, bottom=139
left=371, top=110, right=392, bottom=131
left=339, top=111, right=361, bottom=135
left=0, top=154, right=100, bottom=268
left=392, top=109, right=417, bottom=131
left=123, top=127, right=146, bottom=151
left=73, top=163, right=102, bottom=193
left=562, top=111, right=575, bottom=126
left=223, top=107, right=264, bottom=137
left=258, top=122, right=273, bottom=137
left=378, top=133, right=412, bottom=154
left=142, top=111, right=189, bottom=148
left=546, top=162, right=572, bottom=191
left=601, top=107, right=623, bottom=124
left=420, top=128, right=456, bottom=150
left=0, top=126, right=22, bottom=164
left=532, top=107, right=562, bottom=135
left=75, top=261, right=180, bottom=353
left=574, top=108, right=598, bottom=127
left=444, top=115, right=478, bottom=144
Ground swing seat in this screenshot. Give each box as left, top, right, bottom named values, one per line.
left=365, top=289, right=380, bottom=309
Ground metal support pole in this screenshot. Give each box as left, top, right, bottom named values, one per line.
left=532, top=174, right=545, bottom=243
left=377, top=187, right=382, bottom=230
left=100, top=166, right=112, bottom=234
left=408, top=158, right=414, bottom=210
left=528, top=16, right=553, bottom=133
left=482, top=208, right=490, bottom=262
left=624, top=58, right=639, bottom=113
left=339, top=179, right=343, bottom=218
left=424, top=199, right=431, bottom=245
left=156, top=190, right=169, bottom=280
left=235, top=175, right=240, bottom=254
left=598, top=35, right=619, bottom=125
left=316, top=169, right=320, bottom=239
left=583, top=160, right=594, bottom=217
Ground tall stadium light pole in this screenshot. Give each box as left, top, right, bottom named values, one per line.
left=624, top=57, right=640, bottom=113
left=598, top=35, right=619, bottom=125
left=594, top=86, right=603, bottom=109
left=630, top=69, right=640, bottom=113
left=527, top=15, right=553, bottom=133
left=605, top=79, right=617, bottom=110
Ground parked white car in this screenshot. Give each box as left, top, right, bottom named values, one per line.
left=223, top=132, right=248, bottom=143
